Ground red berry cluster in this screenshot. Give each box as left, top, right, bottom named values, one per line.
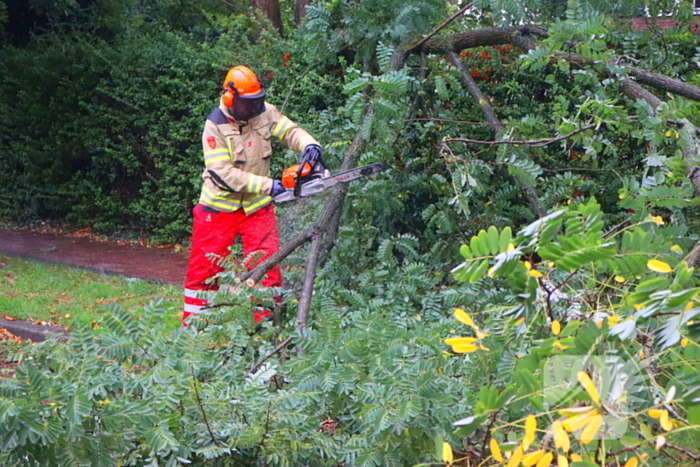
left=283, top=52, right=291, bottom=67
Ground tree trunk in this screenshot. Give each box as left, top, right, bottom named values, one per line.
left=251, top=0, right=283, bottom=35
left=294, top=0, right=311, bottom=25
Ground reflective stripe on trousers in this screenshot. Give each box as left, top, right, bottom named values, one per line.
left=182, top=204, right=282, bottom=325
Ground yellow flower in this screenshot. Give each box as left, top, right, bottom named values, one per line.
left=623, top=457, right=639, bottom=467
left=536, top=452, right=553, bottom=467
left=580, top=414, right=603, bottom=444
left=529, top=269, right=543, bottom=278
left=557, top=454, right=569, bottom=467
left=515, top=317, right=525, bottom=325
left=508, top=446, right=524, bottom=467
left=570, top=453, right=583, bottom=462
left=685, top=302, right=694, bottom=311
left=454, top=308, right=478, bottom=329
left=524, top=261, right=532, bottom=270
left=671, top=245, right=683, bottom=254
left=523, top=415, right=537, bottom=450
left=577, top=371, right=600, bottom=404
left=552, top=420, right=570, bottom=453
left=648, top=409, right=664, bottom=419
left=554, top=341, right=568, bottom=350
left=659, top=409, right=674, bottom=431
left=681, top=338, right=689, bottom=348
left=649, top=214, right=664, bottom=225
left=558, top=406, right=594, bottom=416
left=552, top=320, right=561, bottom=336
left=442, top=442, right=453, bottom=464
left=451, top=343, right=479, bottom=353
left=490, top=438, right=503, bottom=462
left=562, top=410, right=596, bottom=432
left=647, top=259, right=673, bottom=274
left=444, top=337, right=477, bottom=346
left=507, top=243, right=515, bottom=252
left=522, top=450, right=544, bottom=467
left=614, top=276, right=626, bottom=283
left=476, top=329, right=489, bottom=339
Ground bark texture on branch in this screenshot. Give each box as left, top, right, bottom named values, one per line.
left=448, top=52, right=503, bottom=134
left=447, top=51, right=544, bottom=217
left=421, top=26, right=546, bottom=54
left=628, top=66, right=700, bottom=103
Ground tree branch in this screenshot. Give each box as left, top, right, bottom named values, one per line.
left=296, top=234, right=324, bottom=332
left=448, top=51, right=504, bottom=135
left=191, top=366, right=224, bottom=447
left=628, top=66, right=700, bottom=103
left=248, top=336, right=293, bottom=374
left=405, top=3, right=475, bottom=55
left=665, top=443, right=700, bottom=462
left=443, top=123, right=599, bottom=148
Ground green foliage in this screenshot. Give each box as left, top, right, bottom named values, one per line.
left=2, top=0, right=700, bottom=465
left=446, top=198, right=700, bottom=465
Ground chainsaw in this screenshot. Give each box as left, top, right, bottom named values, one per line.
left=273, top=162, right=384, bottom=203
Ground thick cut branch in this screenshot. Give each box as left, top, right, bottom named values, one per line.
left=421, top=26, right=547, bottom=54
left=628, top=66, right=700, bottom=103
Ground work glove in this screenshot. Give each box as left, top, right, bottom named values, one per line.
left=270, top=180, right=286, bottom=199
left=300, top=143, right=325, bottom=172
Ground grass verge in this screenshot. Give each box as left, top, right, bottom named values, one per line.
left=0, top=255, right=181, bottom=331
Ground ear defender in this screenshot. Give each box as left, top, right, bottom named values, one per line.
left=222, top=82, right=236, bottom=107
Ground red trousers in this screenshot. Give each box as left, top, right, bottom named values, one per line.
left=183, top=204, right=282, bottom=324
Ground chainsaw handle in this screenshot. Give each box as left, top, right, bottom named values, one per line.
left=273, top=190, right=295, bottom=203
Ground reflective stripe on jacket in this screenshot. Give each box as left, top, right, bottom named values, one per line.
left=198, top=100, right=318, bottom=214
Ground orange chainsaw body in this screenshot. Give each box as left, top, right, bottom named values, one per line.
left=282, top=163, right=313, bottom=189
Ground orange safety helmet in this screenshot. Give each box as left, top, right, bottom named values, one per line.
left=222, top=66, right=265, bottom=108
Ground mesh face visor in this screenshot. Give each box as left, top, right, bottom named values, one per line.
left=232, top=92, right=266, bottom=121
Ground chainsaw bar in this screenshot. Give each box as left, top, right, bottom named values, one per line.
left=273, top=162, right=383, bottom=203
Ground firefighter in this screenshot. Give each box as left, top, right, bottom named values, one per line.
left=183, top=65, right=323, bottom=324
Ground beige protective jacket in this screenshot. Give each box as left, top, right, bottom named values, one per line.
left=198, top=99, right=318, bottom=214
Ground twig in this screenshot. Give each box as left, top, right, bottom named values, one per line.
left=444, top=123, right=598, bottom=148
left=405, top=3, right=475, bottom=54
left=191, top=366, right=224, bottom=447
left=665, top=443, right=700, bottom=462
left=406, top=117, right=499, bottom=125
left=248, top=336, right=293, bottom=374
left=281, top=64, right=314, bottom=114
left=480, top=410, right=501, bottom=456
left=539, top=277, right=556, bottom=323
